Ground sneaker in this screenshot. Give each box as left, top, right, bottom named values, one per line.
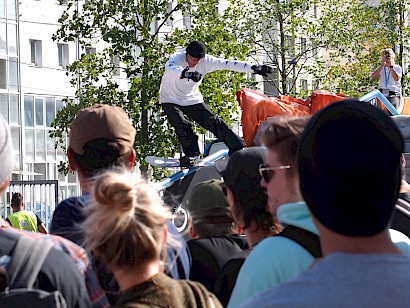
left=180, top=155, right=202, bottom=168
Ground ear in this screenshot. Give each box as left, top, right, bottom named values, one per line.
left=235, top=224, right=243, bottom=235
left=127, top=149, right=136, bottom=170
left=66, top=149, right=76, bottom=172
left=163, top=225, right=168, bottom=243
left=226, top=187, right=235, bottom=208
left=227, top=188, right=244, bottom=228
left=189, top=224, right=199, bottom=239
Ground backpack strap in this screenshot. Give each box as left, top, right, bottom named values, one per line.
left=396, top=196, right=410, bottom=217
left=277, top=225, right=322, bottom=258
left=7, top=236, right=54, bottom=289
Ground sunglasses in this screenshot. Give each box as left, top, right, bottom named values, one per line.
left=259, top=164, right=291, bottom=183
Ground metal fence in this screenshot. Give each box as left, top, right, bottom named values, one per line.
left=0, top=180, right=59, bottom=228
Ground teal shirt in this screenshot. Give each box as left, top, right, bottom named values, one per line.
left=229, top=202, right=410, bottom=308
left=228, top=201, right=317, bottom=308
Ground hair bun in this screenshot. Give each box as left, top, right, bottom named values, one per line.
left=93, top=173, right=135, bottom=213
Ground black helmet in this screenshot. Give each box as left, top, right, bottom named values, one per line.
left=186, top=41, right=206, bottom=58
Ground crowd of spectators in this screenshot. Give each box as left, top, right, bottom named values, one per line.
left=1, top=98, right=410, bottom=307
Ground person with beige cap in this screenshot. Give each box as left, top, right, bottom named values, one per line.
left=187, top=179, right=246, bottom=294
left=51, top=104, right=136, bottom=244
left=50, top=104, right=191, bottom=304
left=0, top=113, right=96, bottom=307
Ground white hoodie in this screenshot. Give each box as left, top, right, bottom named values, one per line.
left=159, top=48, right=254, bottom=106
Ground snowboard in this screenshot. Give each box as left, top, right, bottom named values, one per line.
left=145, top=156, right=215, bottom=168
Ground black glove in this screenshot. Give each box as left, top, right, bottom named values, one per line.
left=251, top=64, right=273, bottom=77
left=180, top=67, right=202, bottom=82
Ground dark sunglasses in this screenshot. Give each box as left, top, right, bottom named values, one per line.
left=259, top=164, right=291, bottom=183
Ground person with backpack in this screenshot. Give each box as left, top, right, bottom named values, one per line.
left=214, top=147, right=281, bottom=306
left=0, top=113, right=98, bottom=307
left=227, top=115, right=319, bottom=308
left=229, top=115, right=410, bottom=307
left=243, top=100, right=410, bottom=307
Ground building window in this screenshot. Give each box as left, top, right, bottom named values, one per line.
left=111, top=56, right=120, bottom=76
left=284, top=35, right=294, bottom=56
left=0, top=58, right=6, bottom=89
left=35, top=98, right=43, bottom=126
left=9, top=57, right=17, bottom=91
left=286, top=77, right=293, bottom=93
left=300, top=38, right=307, bottom=57
left=165, top=2, right=173, bottom=26
left=313, top=1, right=317, bottom=17
left=85, top=47, right=96, bottom=55
left=183, top=12, right=191, bottom=28
left=0, top=2, right=4, bottom=18
left=7, top=24, right=16, bottom=55
left=312, top=46, right=318, bottom=58
left=30, top=40, right=42, bottom=66
left=7, top=0, right=16, bottom=20
left=0, top=23, right=6, bottom=55
left=312, top=80, right=319, bottom=90
left=46, top=97, right=55, bottom=127
left=300, top=79, right=308, bottom=91
left=57, top=43, right=69, bottom=68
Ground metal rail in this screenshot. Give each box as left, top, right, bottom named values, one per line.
left=359, top=89, right=399, bottom=115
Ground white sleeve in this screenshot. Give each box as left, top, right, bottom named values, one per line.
left=395, top=65, right=403, bottom=78
left=204, top=55, right=254, bottom=74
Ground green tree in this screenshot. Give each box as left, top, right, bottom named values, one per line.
left=237, top=0, right=326, bottom=97
left=310, top=0, right=410, bottom=98
left=51, top=0, right=255, bottom=178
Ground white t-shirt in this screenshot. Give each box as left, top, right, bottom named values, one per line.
left=377, top=64, right=402, bottom=96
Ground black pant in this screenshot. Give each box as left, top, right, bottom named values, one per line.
left=162, top=102, right=246, bottom=156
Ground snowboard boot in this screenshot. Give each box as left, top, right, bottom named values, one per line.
left=180, top=155, right=202, bottom=168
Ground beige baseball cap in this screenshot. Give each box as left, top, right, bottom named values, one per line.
left=69, top=104, right=136, bottom=155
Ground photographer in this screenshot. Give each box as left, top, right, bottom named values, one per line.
left=371, top=48, right=402, bottom=111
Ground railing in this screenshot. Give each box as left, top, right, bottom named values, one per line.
left=1, top=180, right=59, bottom=228
left=359, top=89, right=399, bottom=116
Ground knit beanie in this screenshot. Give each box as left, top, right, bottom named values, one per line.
left=186, top=41, right=206, bottom=59
left=0, top=114, right=14, bottom=184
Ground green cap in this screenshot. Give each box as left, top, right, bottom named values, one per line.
left=187, top=179, right=231, bottom=224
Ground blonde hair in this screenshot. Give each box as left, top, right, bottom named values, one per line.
left=82, top=168, right=174, bottom=270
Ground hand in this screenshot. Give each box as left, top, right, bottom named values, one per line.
left=180, top=66, right=190, bottom=79
left=252, top=64, right=273, bottom=77
left=181, top=69, right=202, bottom=82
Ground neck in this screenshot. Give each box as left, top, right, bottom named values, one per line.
left=244, top=221, right=275, bottom=247
left=77, top=171, right=94, bottom=193
left=319, top=229, right=402, bottom=256
left=114, top=260, right=161, bottom=292
left=400, top=179, right=410, bottom=194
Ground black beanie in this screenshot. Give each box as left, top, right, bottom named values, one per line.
left=186, top=41, right=206, bottom=58
left=298, top=99, right=403, bottom=237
